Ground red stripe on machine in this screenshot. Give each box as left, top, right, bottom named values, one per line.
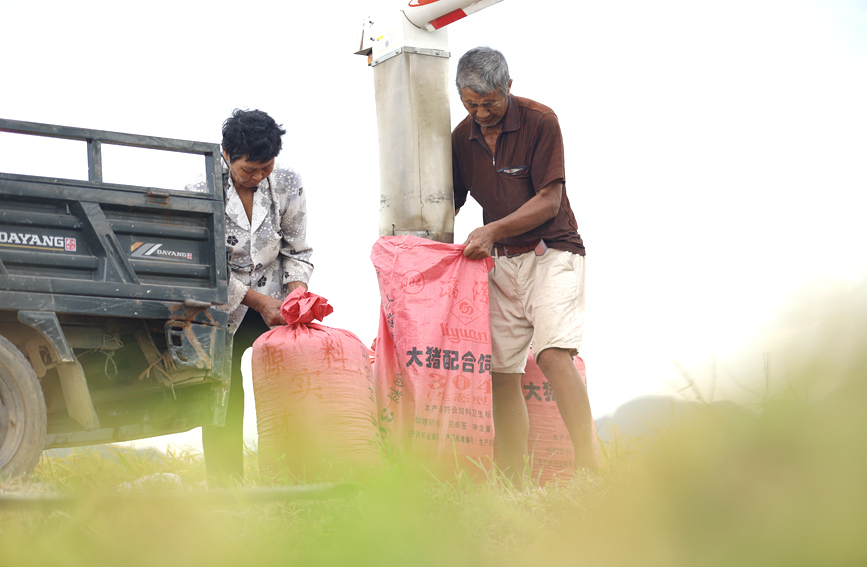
left=429, top=8, right=467, bottom=29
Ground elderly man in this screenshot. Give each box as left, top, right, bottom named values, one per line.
left=452, top=47, right=597, bottom=481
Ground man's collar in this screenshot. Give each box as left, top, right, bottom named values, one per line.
left=501, top=94, right=520, bottom=132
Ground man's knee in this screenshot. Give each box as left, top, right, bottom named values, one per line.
left=535, top=348, right=583, bottom=386
left=534, top=347, right=573, bottom=370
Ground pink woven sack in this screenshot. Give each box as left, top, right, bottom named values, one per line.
left=252, top=288, right=380, bottom=481
left=370, top=236, right=495, bottom=475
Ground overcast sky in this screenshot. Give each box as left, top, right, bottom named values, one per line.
left=2, top=0, right=866, bottom=453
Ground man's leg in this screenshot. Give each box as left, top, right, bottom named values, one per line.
left=535, top=347, right=598, bottom=471
left=491, top=371, right=530, bottom=484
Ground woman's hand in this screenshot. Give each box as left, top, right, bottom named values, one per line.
left=242, top=290, right=286, bottom=327
left=256, top=296, right=286, bottom=327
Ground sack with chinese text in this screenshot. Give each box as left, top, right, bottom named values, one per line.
left=370, top=235, right=495, bottom=474
left=252, top=288, right=380, bottom=481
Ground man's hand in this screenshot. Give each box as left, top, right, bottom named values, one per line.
left=462, top=226, right=497, bottom=260
left=460, top=180, right=564, bottom=260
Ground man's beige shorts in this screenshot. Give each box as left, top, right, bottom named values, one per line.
left=488, top=248, right=585, bottom=374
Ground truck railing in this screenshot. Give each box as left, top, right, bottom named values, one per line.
left=0, top=118, right=228, bottom=310
left=0, top=118, right=223, bottom=190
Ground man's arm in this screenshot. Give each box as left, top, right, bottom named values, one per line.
left=461, top=180, right=563, bottom=260
left=452, top=132, right=470, bottom=214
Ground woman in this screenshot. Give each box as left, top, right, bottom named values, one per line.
left=187, top=108, right=313, bottom=486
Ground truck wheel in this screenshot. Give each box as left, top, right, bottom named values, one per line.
left=0, top=335, right=47, bottom=480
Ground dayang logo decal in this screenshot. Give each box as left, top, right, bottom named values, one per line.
left=130, top=242, right=194, bottom=261
left=407, top=0, right=441, bottom=6
left=0, top=231, right=76, bottom=252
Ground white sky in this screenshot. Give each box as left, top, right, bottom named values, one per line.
left=1, top=0, right=866, bottom=453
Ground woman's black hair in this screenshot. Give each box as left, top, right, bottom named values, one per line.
left=221, top=108, right=287, bottom=163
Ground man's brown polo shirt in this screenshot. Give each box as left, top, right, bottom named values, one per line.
left=452, top=95, right=585, bottom=255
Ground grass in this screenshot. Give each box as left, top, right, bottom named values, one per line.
left=5, top=379, right=865, bottom=567
left=1, top=448, right=615, bottom=567
left=3, top=284, right=867, bottom=566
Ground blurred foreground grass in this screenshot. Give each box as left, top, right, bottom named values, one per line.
left=2, top=282, right=866, bottom=567
left=3, top=379, right=865, bottom=567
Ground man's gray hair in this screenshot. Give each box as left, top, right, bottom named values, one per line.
left=456, top=46, right=511, bottom=96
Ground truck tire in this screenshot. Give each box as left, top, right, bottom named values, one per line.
left=0, top=335, right=47, bottom=480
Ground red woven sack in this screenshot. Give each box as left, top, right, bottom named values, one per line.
left=252, top=288, right=380, bottom=481
left=370, top=236, right=495, bottom=475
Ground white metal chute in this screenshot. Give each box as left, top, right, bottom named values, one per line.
left=357, top=0, right=505, bottom=242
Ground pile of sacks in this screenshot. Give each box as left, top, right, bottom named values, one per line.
left=253, top=235, right=593, bottom=484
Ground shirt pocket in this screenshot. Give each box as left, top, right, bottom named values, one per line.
left=495, top=165, right=535, bottom=201
left=497, top=165, right=529, bottom=177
